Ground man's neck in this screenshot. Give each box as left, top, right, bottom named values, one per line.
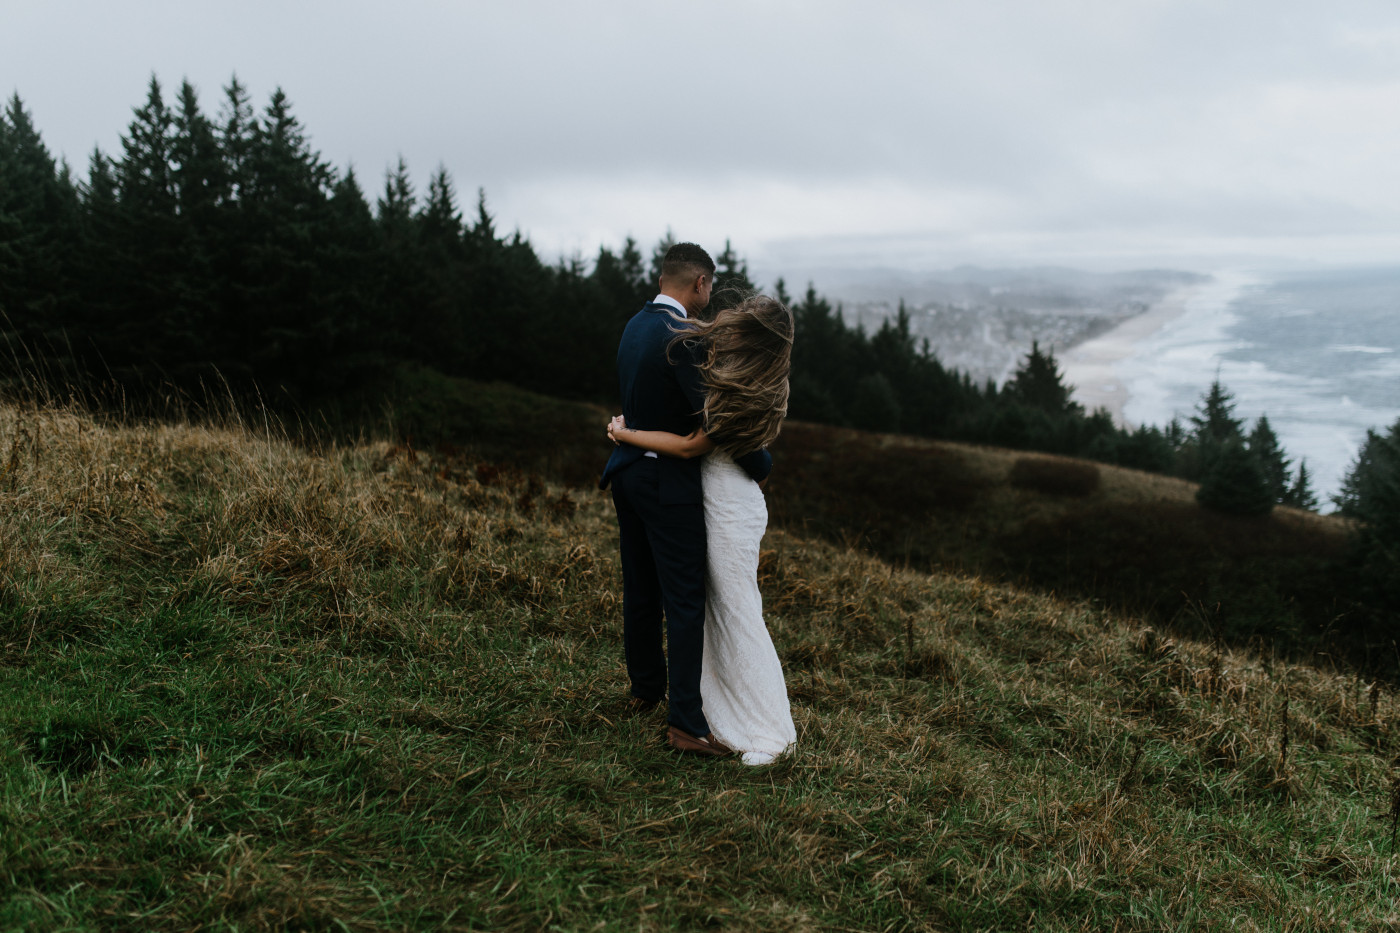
left=653, top=293, right=688, bottom=317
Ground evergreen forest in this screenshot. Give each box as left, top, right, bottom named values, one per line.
left=0, top=77, right=1326, bottom=514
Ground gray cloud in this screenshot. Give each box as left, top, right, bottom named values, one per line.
left=6, top=0, right=1400, bottom=270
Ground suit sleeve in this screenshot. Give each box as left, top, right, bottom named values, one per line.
left=673, top=335, right=707, bottom=417
left=734, top=447, right=773, bottom=483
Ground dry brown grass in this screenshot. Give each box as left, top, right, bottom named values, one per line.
left=3, top=398, right=1398, bottom=930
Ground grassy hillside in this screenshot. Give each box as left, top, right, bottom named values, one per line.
left=361, top=368, right=1361, bottom=667
left=2, top=396, right=1398, bottom=930
left=764, top=423, right=1356, bottom=660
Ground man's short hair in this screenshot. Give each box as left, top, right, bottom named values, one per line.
left=661, top=242, right=715, bottom=282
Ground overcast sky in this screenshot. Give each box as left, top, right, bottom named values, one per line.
left=6, top=0, right=1400, bottom=281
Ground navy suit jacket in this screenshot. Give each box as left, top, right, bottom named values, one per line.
left=599, top=303, right=772, bottom=502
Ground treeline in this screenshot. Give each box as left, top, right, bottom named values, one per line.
left=0, top=76, right=1313, bottom=512
left=778, top=284, right=1318, bottom=512
left=0, top=78, right=657, bottom=403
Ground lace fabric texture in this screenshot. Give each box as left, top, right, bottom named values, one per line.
left=699, top=451, right=796, bottom=765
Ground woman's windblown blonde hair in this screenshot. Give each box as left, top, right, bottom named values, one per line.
left=670, top=294, right=794, bottom=458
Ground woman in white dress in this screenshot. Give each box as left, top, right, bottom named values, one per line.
left=607, top=295, right=797, bottom=765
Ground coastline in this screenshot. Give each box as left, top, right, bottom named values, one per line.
left=1059, top=284, right=1204, bottom=427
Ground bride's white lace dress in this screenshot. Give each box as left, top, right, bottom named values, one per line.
left=699, top=451, right=796, bottom=765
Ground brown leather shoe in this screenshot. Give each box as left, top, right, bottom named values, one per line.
left=667, top=726, right=734, bottom=757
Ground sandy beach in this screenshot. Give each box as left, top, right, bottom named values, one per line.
left=1059, top=285, right=1203, bottom=427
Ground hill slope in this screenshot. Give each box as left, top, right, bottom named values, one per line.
left=373, top=368, right=1358, bottom=663
left=1, top=399, right=1395, bottom=931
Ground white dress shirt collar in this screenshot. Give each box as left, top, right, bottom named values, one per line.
left=652, top=293, right=687, bottom=317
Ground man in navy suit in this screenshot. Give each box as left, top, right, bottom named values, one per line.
left=600, top=243, right=772, bottom=757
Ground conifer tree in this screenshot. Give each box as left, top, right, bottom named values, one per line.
left=851, top=372, right=901, bottom=432
left=238, top=87, right=338, bottom=391
left=1196, top=438, right=1274, bottom=515
left=710, top=238, right=756, bottom=316
left=647, top=230, right=676, bottom=285
left=0, top=105, right=21, bottom=340
left=1178, top=379, right=1245, bottom=480
left=1189, top=379, right=1243, bottom=445
left=72, top=148, right=122, bottom=352
left=0, top=93, right=79, bottom=364
left=1335, top=420, right=1400, bottom=607
left=325, top=165, right=380, bottom=336
left=871, top=303, right=918, bottom=383
left=1005, top=340, right=1080, bottom=416
left=1247, top=415, right=1291, bottom=504
left=378, top=157, right=416, bottom=229
left=218, top=76, right=257, bottom=202
left=774, top=277, right=793, bottom=308
left=592, top=237, right=649, bottom=311
left=168, top=80, right=223, bottom=369
left=1164, top=416, right=1187, bottom=449
left=172, top=80, right=225, bottom=217
left=419, top=165, right=462, bottom=243
left=107, top=75, right=198, bottom=379
left=413, top=165, right=469, bottom=368
left=119, top=76, right=176, bottom=213
left=1283, top=459, right=1319, bottom=511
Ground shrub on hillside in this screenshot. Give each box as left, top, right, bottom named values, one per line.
left=1008, top=456, right=1100, bottom=497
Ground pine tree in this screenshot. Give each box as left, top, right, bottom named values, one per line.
left=108, top=75, right=195, bottom=379
left=168, top=80, right=223, bottom=372
left=1196, top=438, right=1274, bottom=516
left=1247, top=415, right=1291, bottom=504
left=320, top=166, right=386, bottom=382
left=1334, top=419, right=1400, bottom=607
left=1005, top=340, right=1080, bottom=416
left=0, top=103, right=22, bottom=349
left=647, top=230, right=675, bottom=285
left=72, top=148, right=122, bottom=362
left=1178, top=379, right=1245, bottom=480
left=1335, top=421, right=1400, bottom=525
left=119, top=76, right=176, bottom=213
left=218, top=76, right=257, bottom=203
left=377, top=157, right=416, bottom=229
left=592, top=236, right=649, bottom=311
left=419, top=165, right=462, bottom=243
left=1283, top=459, right=1319, bottom=511
left=238, top=87, right=338, bottom=392
left=710, top=238, right=756, bottom=315
left=850, top=372, right=901, bottom=433
left=0, top=92, right=80, bottom=367
left=413, top=165, right=468, bottom=369
left=1189, top=379, right=1244, bottom=445
left=1165, top=416, right=1187, bottom=449
left=172, top=80, right=225, bottom=217
left=774, top=277, right=792, bottom=308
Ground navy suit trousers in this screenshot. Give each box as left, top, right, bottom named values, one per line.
left=610, top=457, right=709, bottom=739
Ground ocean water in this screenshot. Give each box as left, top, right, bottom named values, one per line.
left=1119, top=266, right=1400, bottom=507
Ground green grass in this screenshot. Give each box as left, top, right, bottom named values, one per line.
left=2, top=400, right=1399, bottom=930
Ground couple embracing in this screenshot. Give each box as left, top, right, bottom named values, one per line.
left=599, top=243, right=796, bottom=765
